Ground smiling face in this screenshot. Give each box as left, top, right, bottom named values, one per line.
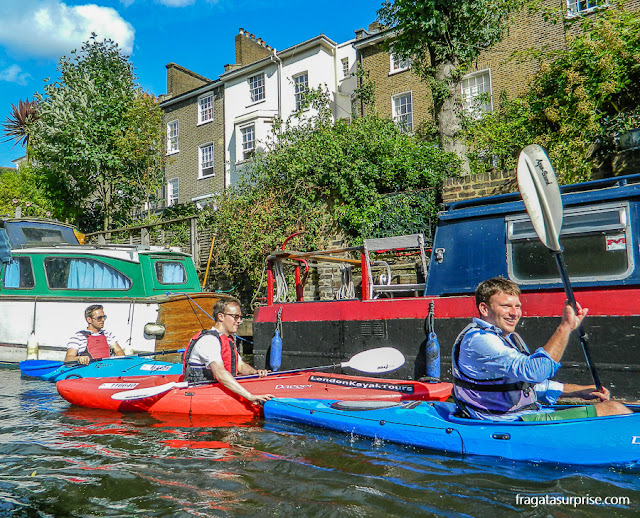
left=216, top=303, right=243, bottom=335
left=478, top=290, right=522, bottom=334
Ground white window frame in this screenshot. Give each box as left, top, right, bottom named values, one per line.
left=199, top=143, right=215, bottom=178
left=566, top=0, right=607, bottom=17
left=392, top=92, right=413, bottom=132
left=461, top=69, right=493, bottom=118
left=390, top=51, right=410, bottom=74
left=198, top=94, right=213, bottom=125
left=293, top=72, right=309, bottom=111
left=167, top=178, right=179, bottom=206
left=248, top=73, right=265, bottom=103
left=341, top=58, right=350, bottom=79
left=191, top=194, right=216, bottom=210
left=167, top=120, right=179, bottom=154
left=240, top=124, right=256, bottom=161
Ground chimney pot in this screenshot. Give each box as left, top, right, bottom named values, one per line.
left=239, top=28, right=245, bottom=35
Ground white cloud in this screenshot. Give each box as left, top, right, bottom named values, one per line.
left=0, top=64, right=32, bottom=85
left=0, top=1, right=135, bottom=59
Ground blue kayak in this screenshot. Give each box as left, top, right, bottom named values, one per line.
left=20, top=357, right=182, bottom=381
left=264, top=398, right=640, bottom=466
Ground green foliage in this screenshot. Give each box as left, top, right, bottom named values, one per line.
left=463, top=7, right=640, bottom=182
left=377, top=0, right=526, bottom=166
left=378, top=0, right=526, bottom=77
left=353, top=62, right=376, bottom=113
left=202, top=100, right=459, bottom=302
left=0, top=166, right=57, bottom=218
left=28, top=35, right=165, bottom=231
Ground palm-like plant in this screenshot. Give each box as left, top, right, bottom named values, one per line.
left=2, top=99, right=38, bottom=147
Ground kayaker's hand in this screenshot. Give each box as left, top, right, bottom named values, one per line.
left=248, top=393, right=274, bottom=405
left=575, top=385, right=610, bottom=401
left=256, top=369, right=269, bottom=378
left=561, top=300, right=588, bottom=331
left=78, top=356, right=90, bottom=365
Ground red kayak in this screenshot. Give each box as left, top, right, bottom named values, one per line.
left=57, top=371, right=452, bottom=417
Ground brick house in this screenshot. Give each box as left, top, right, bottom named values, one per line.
left=354, top=0, right=640, bottom=132
left=159, top=66, right=224, bottom=208
left=220, top=30, right=356, bottom=186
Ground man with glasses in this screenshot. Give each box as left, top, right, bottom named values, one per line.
left=65, top=304, right=125, bottom=365
left=183, top=297, right=273, bottom=405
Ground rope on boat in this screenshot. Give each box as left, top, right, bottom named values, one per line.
left=336, top=264, right=355, bottom=300
left=273, top=258, right=289, bottom=303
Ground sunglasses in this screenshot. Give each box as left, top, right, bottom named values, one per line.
left=92, top=315, right=107, bottom=321
left=224, top=313, right=243, bottom=321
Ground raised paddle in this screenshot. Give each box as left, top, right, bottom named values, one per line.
left=20, top=348, right=185, bottom=377
left=516, top=144, right=602, bottom=391
left=110, top=347, right=406, bottom=401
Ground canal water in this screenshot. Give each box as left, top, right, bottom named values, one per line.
left=1, top=366, right=639, bottom=517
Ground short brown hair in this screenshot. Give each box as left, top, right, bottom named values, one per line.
left=85, top=304, right=103, bottom=319
left=212, top=297, right=242, bottom=320
left=475, top=277, right=520, bottom=308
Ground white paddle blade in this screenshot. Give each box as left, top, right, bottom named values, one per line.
left=517, top=144, right=563, bottom=252
left=340, top=347, right=405, bottom=373
left=110, top=381, right=187, bottom=401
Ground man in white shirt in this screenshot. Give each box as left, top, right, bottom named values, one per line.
left=184, top=297, right=273, bottom=405
left=65, top=304, right=125, bottom=365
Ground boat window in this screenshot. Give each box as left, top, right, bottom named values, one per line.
left=507, top=203, right=632, bottom=283
left=44, top=257, right=132, bottom=290
left=155, top=261, right=187, bottom=284
left=3, top=256, right=35, bottom=289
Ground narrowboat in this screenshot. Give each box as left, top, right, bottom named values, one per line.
left=252, top=174, right=640, bottom=400
left=0, top=217, right=226, bottom=363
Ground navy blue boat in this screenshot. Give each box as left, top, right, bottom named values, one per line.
left=254, top=174, right=640, bottom=400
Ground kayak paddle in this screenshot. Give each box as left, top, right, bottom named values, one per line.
left=20, top=348, right=185, bottom=377
left=110, top=346, right=406, bottom=401
left=517, top=144, right=602, bottom=391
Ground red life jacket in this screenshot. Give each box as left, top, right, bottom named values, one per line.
left=79, top=331, right=110, bottom=359
left=182, top=329, right=238, bottom=383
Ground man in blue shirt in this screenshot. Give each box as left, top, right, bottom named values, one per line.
left=452, top=277, right=630, bottom=421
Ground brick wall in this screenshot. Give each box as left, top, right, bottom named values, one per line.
left=234, top=29, right=273, bottom=66
left=166, top=63, right=211, bottom=98
left=163, top=84, right=225, bottom=205
left=359, top=43, right=432, bottom=127
left=442, top=169, right=517, bottom=205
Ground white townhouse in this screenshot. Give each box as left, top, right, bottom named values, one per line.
left=221, top=30, right=357, bottom=186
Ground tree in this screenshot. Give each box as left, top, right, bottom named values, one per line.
left=463, top=7, right=640, bottom=182
left=0, top=166, right=57, bottom=218
left=377, top=0, right=526, bottom=173
left=29, top=35, right=165, bottom=231
left=1, top=99, right=38, bottom=149
left=202, top=90, right=459, bottom=302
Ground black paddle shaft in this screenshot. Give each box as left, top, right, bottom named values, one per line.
left=553, top=251, right=603, bottom=391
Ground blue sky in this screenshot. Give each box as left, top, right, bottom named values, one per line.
left=0, top=0, right=384, bottom=168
